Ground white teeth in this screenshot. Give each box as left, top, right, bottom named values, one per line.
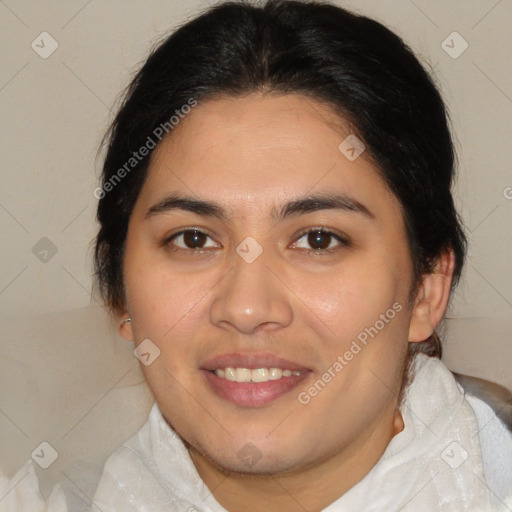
left=252, top=368, right=269, bottom=383
left=213, top=367, right=301, bottom=383
left=224, top=368, right=236, bottom=381
left=269, top=368, right=282, bottom=380
left=235, top=368, right=252, bottom=382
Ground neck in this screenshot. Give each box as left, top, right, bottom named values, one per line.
left=189, top=407, right=404, bottom=512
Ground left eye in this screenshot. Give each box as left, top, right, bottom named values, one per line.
left=293, top=229, right=347, bottom=251
left=167, top=229, right=220, bottom=250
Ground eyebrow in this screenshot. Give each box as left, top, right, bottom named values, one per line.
left=145, top=192, right=375, bottom=222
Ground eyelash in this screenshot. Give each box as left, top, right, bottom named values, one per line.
left=163, top=227, right=350, bottom=255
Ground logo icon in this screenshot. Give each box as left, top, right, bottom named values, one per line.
left=338, top=134, right=365, bottom=161
left=31, top=441, right=58, bottom=469
left=134, top=339, right=161, bottom=366
left=236, top=442, right=262, bottom=468
left=32, top=237, right=58, bottom=263
left=236, top=236, right=263, bottom=263
left=441, top=441, right=469, bottom=469
left=441, top=32, right=468, bottom=59
left=31, top=32, right=59, bottom=59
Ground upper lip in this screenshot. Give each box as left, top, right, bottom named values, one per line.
left=200, top=352, right=311, bottom=372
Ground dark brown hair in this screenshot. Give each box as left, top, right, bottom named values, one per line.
left=94, top=0, right=467, bottom=360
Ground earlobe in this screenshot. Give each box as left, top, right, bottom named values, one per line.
left=119, top=314, right=134, bottom=341
left=408, top=249, right=456, bottom=343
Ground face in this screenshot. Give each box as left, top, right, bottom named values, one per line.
left=121, top=93, right=416, bottom=476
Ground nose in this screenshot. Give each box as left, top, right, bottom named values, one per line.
left=209, top=250, right=293, bottom=335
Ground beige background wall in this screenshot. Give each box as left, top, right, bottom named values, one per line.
left=1, top=0, right=511, bottom=507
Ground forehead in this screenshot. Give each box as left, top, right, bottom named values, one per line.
left=137, top=93, right=401, bottom=220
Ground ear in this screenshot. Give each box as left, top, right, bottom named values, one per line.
left=118, top=312, right=134, bottom=341
left=408, top=249, right=456, bottom=343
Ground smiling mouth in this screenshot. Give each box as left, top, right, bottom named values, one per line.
left=202, top=369, right=310, bottom=407
left=200, top=353, right=312, bottom=407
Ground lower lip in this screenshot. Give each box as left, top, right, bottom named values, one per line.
left=202, top=370, right=310, bottom=407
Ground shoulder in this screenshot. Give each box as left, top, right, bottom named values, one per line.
left=92, top=408, right=169, bottom=510
left=92, top=442, right=177, bottom=510
left=91, top=403, right=195, bottom=511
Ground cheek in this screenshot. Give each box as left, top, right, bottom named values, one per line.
left=291, top=250, right=410, bottom=399
left=298, top=312, right=408, bottom=431
left=123, top=240, right=209, bottom=339
left=288, top=252, right=406, bottom=345
left=123, top=249, right=210, bottom=423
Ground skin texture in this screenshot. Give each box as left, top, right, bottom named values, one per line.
left=118, top=92, right=455, bottom=512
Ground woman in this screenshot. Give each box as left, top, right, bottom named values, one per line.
left=91, top=0, right=512, bottom=510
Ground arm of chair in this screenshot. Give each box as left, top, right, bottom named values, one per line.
left=453, top=372, right=512, bottom=432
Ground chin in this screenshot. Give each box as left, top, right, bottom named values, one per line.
left=200, top=446, right=307, bottom=477
left=189, top=429, right=316, bottom=477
